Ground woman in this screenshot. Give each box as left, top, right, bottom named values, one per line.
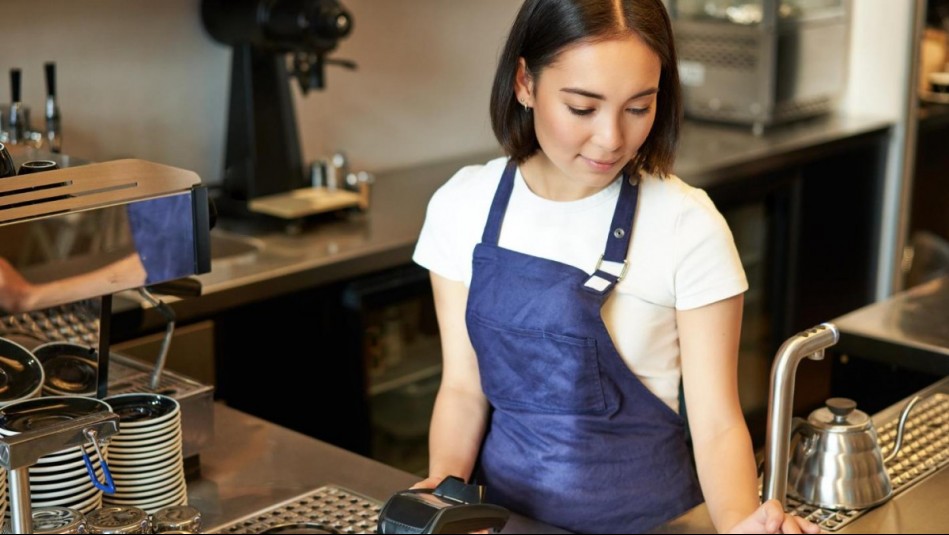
left=412, top=1, right=819, bottom=533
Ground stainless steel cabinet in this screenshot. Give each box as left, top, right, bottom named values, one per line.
left=669, top=0, right=850, bottom=133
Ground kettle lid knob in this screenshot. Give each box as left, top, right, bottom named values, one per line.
left=826, top=397, right=858, bottom=422
left=810, top=397, right=870, bottom=430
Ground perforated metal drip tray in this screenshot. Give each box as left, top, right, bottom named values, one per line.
left=107, top=352, right=211, bottom=398
left=0, top=303, right=211, bottom=399
left=787, top=391, right=949, bottom=531
left=208, top=485, right=383, bottom=534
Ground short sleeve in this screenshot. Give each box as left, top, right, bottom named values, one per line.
left=673, top=189, right=748, bottom=310
left=413, top=187, right=463, bottom=281
left=412, top=165, right=488, bottom=284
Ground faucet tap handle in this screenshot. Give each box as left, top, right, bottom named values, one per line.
left=762, top=322, right=840, bottom=506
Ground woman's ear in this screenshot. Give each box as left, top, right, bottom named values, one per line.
left=514, top=57, right=534, bottom=107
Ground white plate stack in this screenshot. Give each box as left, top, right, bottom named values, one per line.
left=102, top=394, right=187, bottom=514
left=23, top=443, right=108, bottom=515
left=0, top=397, right=114, bottom=520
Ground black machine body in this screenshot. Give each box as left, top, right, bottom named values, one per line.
left=200, top=0, right=355, bottom=220
left=377, top=476, right=510, bottom=534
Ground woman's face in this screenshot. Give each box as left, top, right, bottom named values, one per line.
left=516, top=35, right=661, bottom=200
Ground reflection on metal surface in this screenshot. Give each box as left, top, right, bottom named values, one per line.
left=835, top=275, right=949, bottom=365
left=0, top=159, right=209, bottom=315
left=892, top=278, right=949, bottom=350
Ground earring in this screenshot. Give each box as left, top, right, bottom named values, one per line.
left=520, top=100, right=531, bottom=112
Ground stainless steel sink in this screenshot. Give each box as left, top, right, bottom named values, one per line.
left=210, top=231, right=263, bottom=262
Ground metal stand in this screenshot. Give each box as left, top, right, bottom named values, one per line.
left=0, top=412, right=120, bottom=533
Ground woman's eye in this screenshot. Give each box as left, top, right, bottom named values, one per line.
left=568, top=107, right=594, bottom=117
left=627, top=107, right=651, bottom=116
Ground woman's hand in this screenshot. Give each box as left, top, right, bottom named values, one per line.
left=0, top=257, right=36, bottom=313
left=409, top=475, right=490, bottom=534
left=727, top=500, right=821, bottom=534
left=410, top=475, right=446, bottom=490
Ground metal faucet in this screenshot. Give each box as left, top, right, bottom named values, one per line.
left=762, top=322, right=840, bottom=507
left=0, top=412, right=120, bottom=533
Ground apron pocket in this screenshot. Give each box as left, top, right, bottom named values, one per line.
left=468, top=312, right=607, bottom=415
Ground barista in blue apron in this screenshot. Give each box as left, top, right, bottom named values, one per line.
left=412, top=1, right=820, bottom=533
left=466, top=161, right=700, bottom=533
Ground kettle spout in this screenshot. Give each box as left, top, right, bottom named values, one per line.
left=883, top=395, right=922, bottom=464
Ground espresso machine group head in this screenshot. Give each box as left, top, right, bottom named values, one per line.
left=201, top=0, right=356, bottom=219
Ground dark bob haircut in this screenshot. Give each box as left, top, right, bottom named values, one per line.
left=490, top=0, right=682, bottom=178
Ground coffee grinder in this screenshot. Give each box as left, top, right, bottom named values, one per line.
left=201, top=0, right=356, bottom=223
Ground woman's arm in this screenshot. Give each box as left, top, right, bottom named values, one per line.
left=414, top=272, right=490, bottom=488
left=0, top=257, right=36, bottom=313
left=0, top=253, right=147, bottom=314
left=678, top=295, right=818, bottom=534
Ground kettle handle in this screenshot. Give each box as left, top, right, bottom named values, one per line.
left=883, top=395, right=922, bottom=464
left=790, top=417, right=817, bottom=458
left=758, top=417, right=812, bottom=476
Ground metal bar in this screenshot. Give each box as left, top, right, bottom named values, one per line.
left=762, top=323, right=840, bottom=506
left=0, top=412, right=119, bottom=471
left=8, top=467, right=32, bottom=534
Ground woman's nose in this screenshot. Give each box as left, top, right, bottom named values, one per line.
left=593, top=115, right=624, bottom=152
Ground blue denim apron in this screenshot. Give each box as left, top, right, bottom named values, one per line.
left=466, top=161, right=702, bottom=533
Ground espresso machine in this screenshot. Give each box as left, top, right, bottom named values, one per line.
left=0, top=158, right=213, bottom=530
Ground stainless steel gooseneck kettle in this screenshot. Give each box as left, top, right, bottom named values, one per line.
left=787, top=395, right=921, bottom=510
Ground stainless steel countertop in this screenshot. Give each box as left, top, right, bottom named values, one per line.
left=194, top=379, right=949, bottom=535
left=660, top=470, right=949, bottom=533
left=191, top=403, right=564, bottom=534
left=833, top=275, right=949, bottom=375
left=654, top=377, right=949, bottom=534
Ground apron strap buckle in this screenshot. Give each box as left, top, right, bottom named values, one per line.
left=583, top=256, right=629, bottom=294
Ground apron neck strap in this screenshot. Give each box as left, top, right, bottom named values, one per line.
left=481, top=160, right=517, bottom=246
left=481, top=159, right=641, bottom=295
left=583, top=174, right=639, bottom=295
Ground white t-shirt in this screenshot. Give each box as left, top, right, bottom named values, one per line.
left=413, top=157, right=748, bottom=412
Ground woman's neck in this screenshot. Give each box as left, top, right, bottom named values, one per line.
left=519, top=153, right=613, bottom=202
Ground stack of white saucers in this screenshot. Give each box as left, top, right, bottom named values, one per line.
left=24, top=443, right=108, bottom=515
left=0, top=396, right=113, bottom=518
left=102, top=393, right=187, bottom=514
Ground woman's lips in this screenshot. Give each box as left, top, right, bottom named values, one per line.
left=581, top=155, right=620, bottom=171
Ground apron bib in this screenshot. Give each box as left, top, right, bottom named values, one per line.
left=466, top=161, right=702, bottom=533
